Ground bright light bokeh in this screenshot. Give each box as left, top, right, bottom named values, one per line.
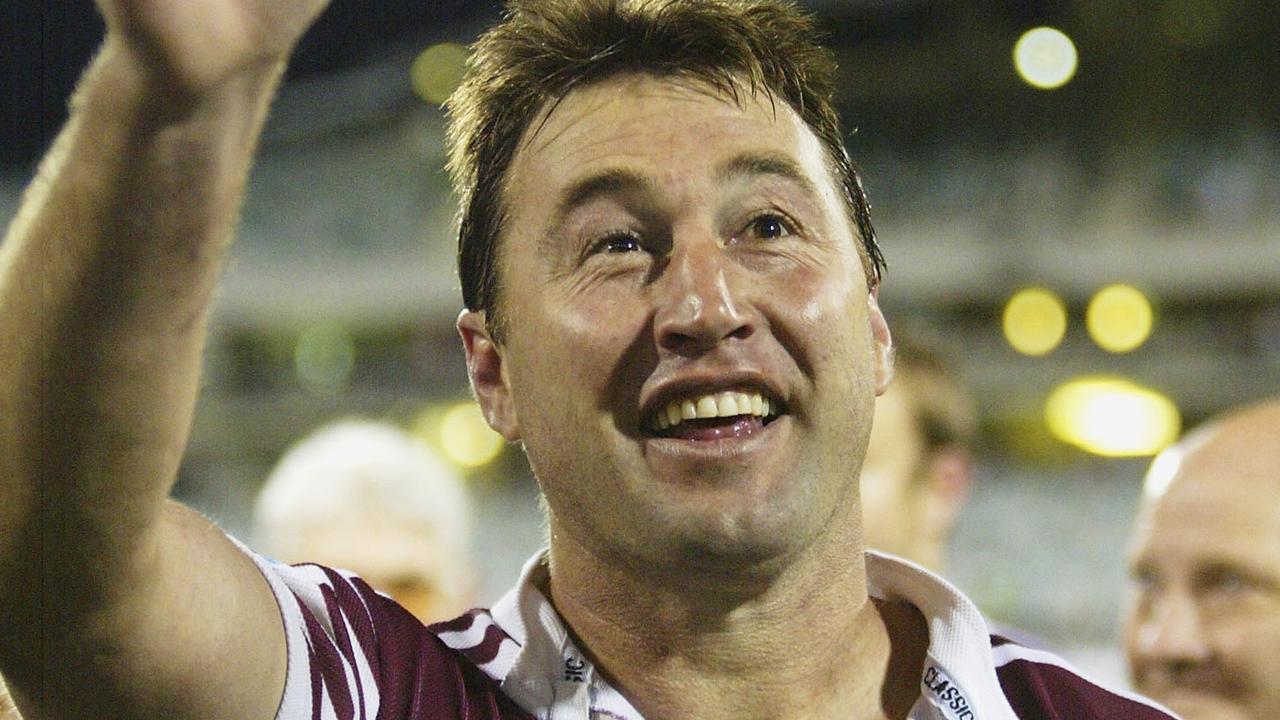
left=410, top=43, right=468, bottom=105
left=1087, top=283, right=1155, bottom=353
left=1045, top=377, right=1181, bottom=457
left=294, top=323, right=355, bottom=395
left=1013, top=26, right=1078, bottom=90
left=1142, top=444, right=1186, bottom=500
left=438, top=401, right=505, bottom=468
left=1003, top=287, right=1068, bottom=356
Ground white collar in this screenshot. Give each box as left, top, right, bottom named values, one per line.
left=480, top=549, right=1020, bottom=720
left=864, top=551, right=1019, bottom=720
left=488, top=552, right=641, bottom=720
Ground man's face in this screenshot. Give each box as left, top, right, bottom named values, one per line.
left=860, top=387, right=925, bottom=560
left=1124, top=426, right=1280, bottom=720
left=465, top=74, right=890, bottom=574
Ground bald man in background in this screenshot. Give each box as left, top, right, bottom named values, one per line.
left=1124, top=398, right=1280, bottom=720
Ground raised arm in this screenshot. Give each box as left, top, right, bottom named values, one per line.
left=0, top=2, right=327, bottom=718
left=0, top=674, right=17, bottom=720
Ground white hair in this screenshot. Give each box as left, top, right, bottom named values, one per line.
left=253, top=419, right=473, bottom=561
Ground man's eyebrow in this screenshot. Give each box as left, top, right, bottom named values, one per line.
left=715, top=151, right=820, bottom=196
left=1196, top=558, right=1280, bottom=590
left=551, top=153, right=818, bottom=223
left=553, top=168, right=656, bottom=222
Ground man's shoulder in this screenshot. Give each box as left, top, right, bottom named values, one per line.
left=987, top=636, right=1177, bottom=720
left=325, top=579, right=536, bottom=720
left=361, top=606, right=535, bottom=720
left=253, top=555, right=535, bottom=719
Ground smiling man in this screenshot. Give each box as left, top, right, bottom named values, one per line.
left=1125, top=399, right=1280, bottom=720
left=0, top=1, right=1174, bottom=719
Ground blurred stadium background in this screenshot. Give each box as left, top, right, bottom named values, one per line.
left=4, top=0, right=1277, bottom=689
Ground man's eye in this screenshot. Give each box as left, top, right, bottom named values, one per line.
left=593, top=232, right=642, bottom=254
left=744, top=213, right=794, bottom=241
left=1204, top=569, right=1246, bottom=596
left=1131, top=567, right=1159, bottom=593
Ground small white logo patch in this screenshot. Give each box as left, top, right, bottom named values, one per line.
left=922, top=664, right=977, bottom=720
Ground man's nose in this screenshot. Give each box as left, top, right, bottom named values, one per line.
left=652, top=237, right=756, bottom=356
left=1135, top=590, right=1213, bottom=665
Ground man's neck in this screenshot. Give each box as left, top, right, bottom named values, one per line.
left=543, top=529, right=927, bottom=720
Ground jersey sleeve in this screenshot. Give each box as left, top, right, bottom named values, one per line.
left=239, top=542, right=534, bottom=720
left=991, top=640, right=1179, bottom=719
left=248, top=548, right=393, bottom=719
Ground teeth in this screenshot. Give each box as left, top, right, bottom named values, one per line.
left=696, top=396, right=718, bottom=418
left=681, top=400, right=697, bottom=420
left=715, top=392, right=738, bottom=416
left=651, top=390, right=778, bottom=431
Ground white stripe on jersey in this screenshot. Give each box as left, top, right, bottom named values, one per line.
left=485, top=638, right=523, bottom=682
left=435, top=612, right=523, bottom=684
left=436, top=614, right=499, bottom=649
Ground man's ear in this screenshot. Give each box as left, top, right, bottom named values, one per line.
left=457, top=309, right=522, bottom=441
left=868, top=287, right=894, bottom=396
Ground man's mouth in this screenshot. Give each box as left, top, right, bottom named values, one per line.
left=646, top=390, right=783, bottom=440
left=1141, top=665, right=1243, bottom=705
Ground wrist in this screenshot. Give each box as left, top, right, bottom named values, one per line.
left=90, top=34, right=288, bottom=129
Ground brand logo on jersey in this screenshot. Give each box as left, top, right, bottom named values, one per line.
left=922, top=665, right=976, bottom=720
left=564, top=657, right=587, bottom=682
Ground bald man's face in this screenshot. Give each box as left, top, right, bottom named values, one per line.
left=1124, top=412, right=1280, bottom=720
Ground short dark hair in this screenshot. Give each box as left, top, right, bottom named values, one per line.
left=890, top=338, right=978, bottom=459
left=446, top=0, right=885, bottom=340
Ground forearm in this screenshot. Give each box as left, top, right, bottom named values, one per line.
left=0, top=37, right=282, bottom=644
left=0, top=672, right=18, bottom=720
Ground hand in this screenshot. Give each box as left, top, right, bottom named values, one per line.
left=95, top=0, right=331, bottom=97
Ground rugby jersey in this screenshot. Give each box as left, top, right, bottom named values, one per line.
left=246, top=547, right=1178, bottom=720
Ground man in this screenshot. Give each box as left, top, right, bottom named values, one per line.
left=253, top=419, right=478, bottom=623
left=861, top=340, right=977, bottom=573
left=1125, top=398, right=1280, bottom=720
left=0, top=1, right=1174, bottom=718
left=862, top=342, right=1056, bottom=653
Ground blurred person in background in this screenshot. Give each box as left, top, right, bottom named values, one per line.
left=861, top=339, right=1050, bottom=651
left=860, top=338, right=976, bottom=574
left=253, top=419, right=478, bottom=624
left=1124, top=398, right=1280, bottom=720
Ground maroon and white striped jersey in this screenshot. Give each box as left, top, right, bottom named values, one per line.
left=245, top=546, right=1178, bottom=720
